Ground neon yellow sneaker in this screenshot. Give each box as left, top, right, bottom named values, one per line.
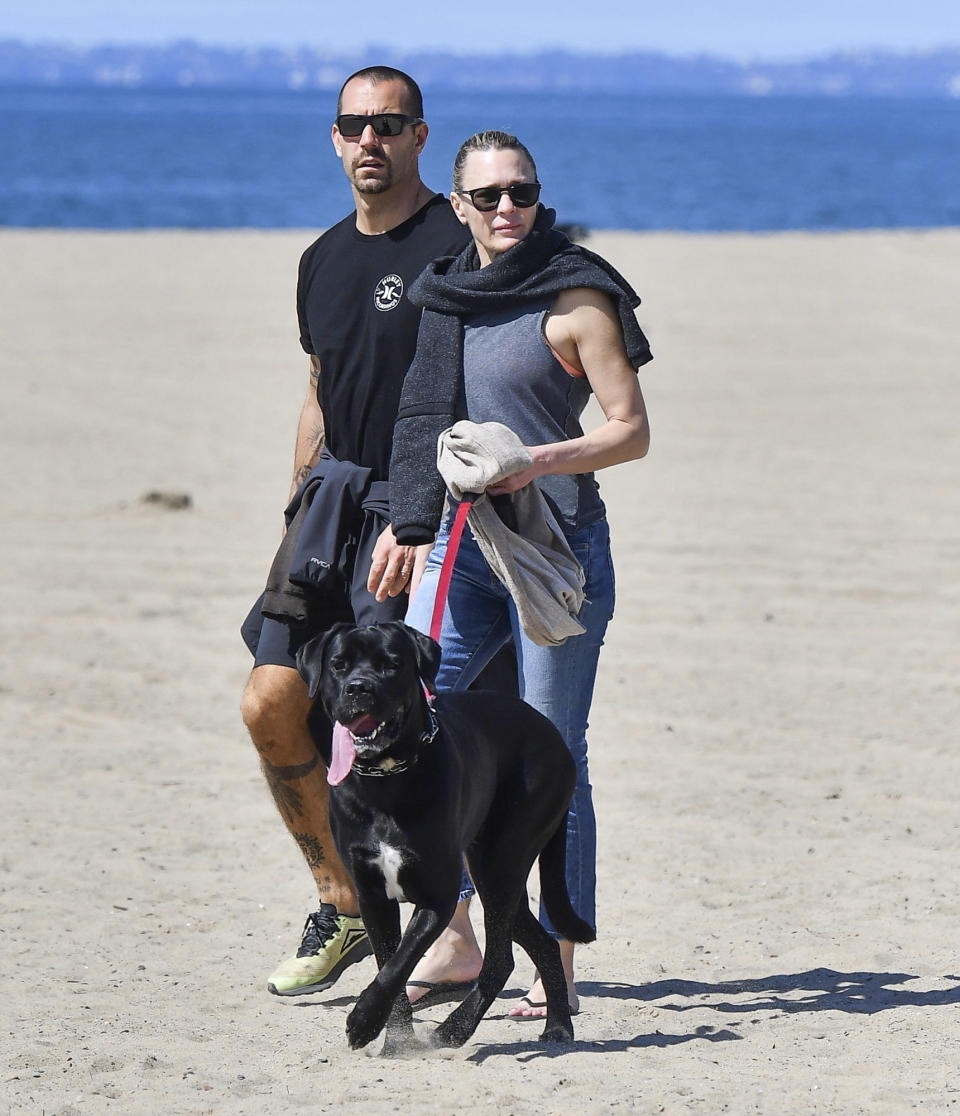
left=267, top=904, right=372, bottom=996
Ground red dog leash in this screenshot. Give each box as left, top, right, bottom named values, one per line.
left=429, top=492, right=477, bottom=643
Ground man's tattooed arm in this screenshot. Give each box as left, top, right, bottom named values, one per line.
left=289, top=355, right=326, bottom=497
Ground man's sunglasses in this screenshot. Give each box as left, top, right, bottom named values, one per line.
left=335, top=113, right=423, bottom=138
left=457, top=182, right=542, bottom=212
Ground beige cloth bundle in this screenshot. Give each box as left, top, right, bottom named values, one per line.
left=437, top=420, right=585, bottom=647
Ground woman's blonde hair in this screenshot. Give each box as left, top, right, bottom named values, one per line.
left=452, top=130, right=537, bottom=192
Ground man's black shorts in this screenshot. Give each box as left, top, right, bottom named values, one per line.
left=240, top=591, right=406, bottom=670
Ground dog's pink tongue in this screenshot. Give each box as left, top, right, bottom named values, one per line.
left=328, top=722, right=357, bottom=786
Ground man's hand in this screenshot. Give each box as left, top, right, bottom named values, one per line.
left=367, top=525, right=419, bottom=603
left=407, top=542, right=433, bottom=602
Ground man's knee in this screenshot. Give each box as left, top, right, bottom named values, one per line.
left=241, top=664, right=311, bottom=746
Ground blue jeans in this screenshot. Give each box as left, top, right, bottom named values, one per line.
left=405, top=515, right=615, bottom=936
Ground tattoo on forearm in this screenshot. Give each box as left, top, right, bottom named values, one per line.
left=293, top=832, right=327, bottom=870
left=260, top=755, right=320, bottom=825
left=293, top=423, right=325, bottom=490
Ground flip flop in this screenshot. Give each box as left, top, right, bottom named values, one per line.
left=405, top=979, right=477, bottom=1011
left=508, top=995, right=580, bottom=1019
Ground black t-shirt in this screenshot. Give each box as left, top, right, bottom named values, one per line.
left=296, top=193, right=469, bottom=480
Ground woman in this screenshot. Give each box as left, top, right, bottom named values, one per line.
left=390, top=130, right=652, bottom=1018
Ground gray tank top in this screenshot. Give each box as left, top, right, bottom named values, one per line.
left=462, top=298, right=605, bottom=532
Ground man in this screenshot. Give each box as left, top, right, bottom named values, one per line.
left=240, top=66, right=470, bottom=997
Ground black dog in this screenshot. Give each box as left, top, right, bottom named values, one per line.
left=295, top=621, right=595, bottom=1053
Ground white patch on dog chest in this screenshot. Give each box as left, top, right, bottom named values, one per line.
left=373, top=842, right=407, bottom=901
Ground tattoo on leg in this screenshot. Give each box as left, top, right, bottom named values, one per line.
left=260, top=755, right=320, bottom=825
left=265, top=755, right=320, bottom=781
left=293, top=832, right=327, bottom=871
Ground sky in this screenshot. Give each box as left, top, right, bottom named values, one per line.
left=3, top=0, right=960, bottom=59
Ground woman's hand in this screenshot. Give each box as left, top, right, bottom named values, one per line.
left=485, top=457, right=543, bottom=495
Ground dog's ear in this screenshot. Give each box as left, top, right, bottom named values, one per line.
left=294, top=623, right=352, bottom=701
left=400, top=623, right=442, bottom=689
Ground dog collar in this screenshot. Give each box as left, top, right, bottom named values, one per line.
left=351, top=706, right=439, bottom=778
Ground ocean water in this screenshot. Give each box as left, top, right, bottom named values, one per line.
left=1, top=87, right=958, bottom=231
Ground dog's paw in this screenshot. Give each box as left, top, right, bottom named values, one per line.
left=345, top=1010, right=377, bottom=1050
left=379, top=1028, right=421, bottom=1058
left=430, top=1010, right=478, bottom=1049
left=539, top=1021, right=574, bottom=1044
left=346, top=989, right=392, bottom=1050
left=429, top=1021, right=469, bottom=1049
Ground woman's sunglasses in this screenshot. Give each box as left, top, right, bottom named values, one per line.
left=335, top=113, right=423, bottom=138
left=457, top=182, right=542, bottom=213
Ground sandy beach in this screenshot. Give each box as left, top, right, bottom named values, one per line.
left=2, top=225, right=958, bottom=1114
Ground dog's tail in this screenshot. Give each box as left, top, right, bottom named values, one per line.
left=538, top=815, right=596, bottom=944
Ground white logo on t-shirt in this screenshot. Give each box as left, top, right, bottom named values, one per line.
left=374, top=273, right=403, bottom=311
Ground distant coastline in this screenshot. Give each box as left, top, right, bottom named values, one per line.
left=2, top=39, right=960, bottom=97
